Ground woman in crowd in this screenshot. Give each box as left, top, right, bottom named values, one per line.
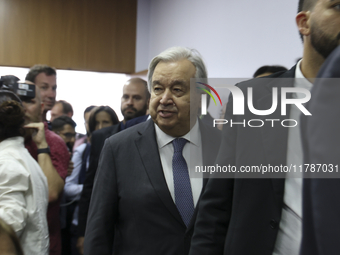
left=64, top=105, right=119, bottom=255
left=0, top=90, right=49, bottom=255
left=88, top=105, right=119, bottom=135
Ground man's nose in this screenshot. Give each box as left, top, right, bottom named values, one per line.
left=159, top=90, right=174, bottom=105
left=126, top=97, right=133, bottom=105
left=47, top=88, right=56, bottom=98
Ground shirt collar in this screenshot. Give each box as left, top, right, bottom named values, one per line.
left=154, top=118, right=201, bottom=149
left=0, top=136, right=24, bottom=150
left=295, top=59, right=313, bottom=94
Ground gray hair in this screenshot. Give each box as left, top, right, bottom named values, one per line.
left=147, top=46, right=207, bottom=92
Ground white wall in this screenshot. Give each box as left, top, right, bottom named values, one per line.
left=135, top=0, right=151, bottom=72
left=136, top=0, right=303, bottom=78
left=1, top=1, right=304, bottom=133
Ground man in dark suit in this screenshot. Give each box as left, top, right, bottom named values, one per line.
left=76, top=78, right=150, bottom=253
left=300, top=45, right=340, bottom=255
left=83, top=46, right=221, bottom=255
left=189, top=1, right=340, bottom=254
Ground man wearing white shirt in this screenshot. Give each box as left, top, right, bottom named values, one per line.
left=0, top=91, right=49, bottom=255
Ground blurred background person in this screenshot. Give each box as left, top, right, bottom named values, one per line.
left=253, top=65, right=288, bottom=78
left=22, top=80, right=69, bottom=255
left=65, top=105, right=119, bottom=255
left=88, top=106, right=119, bottom=134
left=50, top=100, right=74, bottom=122
left=25, top=65, right=57, bottom=122
left=51, top=115, right=77, bottom=254
left=52, top=116, right=77, bottom=153
left=0, top=89, right=49, bottom=255
left=73, top=105, right=96, bottom=150
left=51, top=115, right=76, bottom=177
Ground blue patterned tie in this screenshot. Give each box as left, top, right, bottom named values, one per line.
left=172, top=138, right=195, bottom=227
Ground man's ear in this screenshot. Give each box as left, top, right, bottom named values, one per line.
left=67, top=112, right=73, bottom=118
left=296, top=11, right=311, bottom=39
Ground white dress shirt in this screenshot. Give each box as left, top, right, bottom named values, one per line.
left=64, top=142, right=89, bottom=225
left=154, top=119, right=203, bottom=206
left=273, top=60, right=313, bottom=255
left=0, top=136, right=49, bottom=255
left=65, top=143, right=87, bottom=201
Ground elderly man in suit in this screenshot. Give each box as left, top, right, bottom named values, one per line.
left=84, top=46, right=221, bottom=255
left=189, top=0, right=340, bottom=254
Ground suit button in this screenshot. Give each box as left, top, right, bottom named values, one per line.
left=270, top=219, right=278, bottom=229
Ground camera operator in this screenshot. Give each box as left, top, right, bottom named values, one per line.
left=0, top=89, right=49, bottom=254
left=0, top=75, right=69, bottom=255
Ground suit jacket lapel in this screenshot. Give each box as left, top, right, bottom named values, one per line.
left=109, top=123, right=121, bottom=136
left=186, top=120, right=222, bottom=231
left=257, top=66, right=296, bottom=204
left=134, top=120, right=185, bottom=227
left=199, top=119, right=219, bottom=185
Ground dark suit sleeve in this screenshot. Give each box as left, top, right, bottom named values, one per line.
left=77, top=131, right=106, bottom=237
left=190, top=95, right=237, bottom=255
left=301, top=45, right=340, bottom=254
left=84, top=139, right=118, bottom=255
left=190, top=178, right=234, bottom=254
left=300, top=113, right=317, bottom=255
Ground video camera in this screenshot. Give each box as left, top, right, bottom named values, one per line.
left=0, top=75, right=35, bottom=101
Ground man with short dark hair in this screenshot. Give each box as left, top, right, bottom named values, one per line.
left=189, top=0, right=340, bottom=254
left=52, top=115, right=77, bottom=151
left=50, top=100, right=74, bottom=122
left=73, top=105, right=96, bottom=150
left=26, top=65, right=57, bottom=121
left=83, top=47, right=221, bottom=255
left=253, top=65, right=288, bottom=78
left=121, top=78, right=150, bottom=124
left=51, top=115, right=77, bottom=255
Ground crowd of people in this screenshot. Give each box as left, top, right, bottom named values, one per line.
left=0, top=65, right=152, bottom=255
left=0, top=0, right=340, bottom=254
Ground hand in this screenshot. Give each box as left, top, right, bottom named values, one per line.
left=77, top=237, right=85, bottom=255
left=68, top=158, right=74, bottom=176
left=24, top=122, right=48, bottom=149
